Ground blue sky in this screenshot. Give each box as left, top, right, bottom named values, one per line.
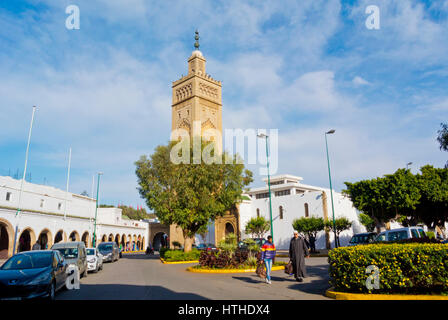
left=0, top=0, right=447, bottom=208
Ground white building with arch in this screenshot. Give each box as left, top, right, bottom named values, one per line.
left=238, top=174, right=365, bottom=250
left=0, top=176, right=148, bottom=259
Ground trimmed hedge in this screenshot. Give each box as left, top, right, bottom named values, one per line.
left=328, top=243, right=448, bottom=294
left=162, top=249, right=201, bottom=262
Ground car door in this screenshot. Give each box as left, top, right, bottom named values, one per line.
left=53, top=252, right=63, bottom=289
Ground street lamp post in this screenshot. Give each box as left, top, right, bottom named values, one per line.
left=258, top=133, right=274, bottom=241
left=325, top=129, right=337, bottom=248
left=406, top=162, right=412, bottom=170
left=92, top=172, right=103, bottom=248
left=12, top=106, right=37, bottom=254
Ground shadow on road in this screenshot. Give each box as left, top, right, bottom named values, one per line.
left=57, top=284, right=209, bottom=300
left=121, top=253, right=160, bottom=260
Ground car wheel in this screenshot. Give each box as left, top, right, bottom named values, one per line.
left=47, top=281, right=55, bottom=301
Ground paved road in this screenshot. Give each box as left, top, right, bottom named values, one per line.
left=56, top=253, right=330, bottom=300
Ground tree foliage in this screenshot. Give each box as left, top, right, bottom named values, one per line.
left=291, top=216, right=325, bottom=240
left=244, top=216, right=270, bottom=238
left=325, top=217, right=352, bottom=247
left=135, top=140, right=253, bottom=252
left=344, top=166, right=448, bottom=233
left=358, top=213, right=375, bottom=232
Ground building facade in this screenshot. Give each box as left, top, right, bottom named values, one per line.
left=0, top=176, right=148, bottom=259
left=238, top=174, right=365, bottom=250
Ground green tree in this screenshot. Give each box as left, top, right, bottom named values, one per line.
left=358, top=213, right=375, bottom=232
left=343, top=168, right=420, bottom=232
left=325, top=217, right=352, bottom=247
left=437, top=123, right=448, bottom=167
left=413, top=165, right=448, bottom=233
left=135, top=140, right=253, bottom=252
left=292, top=216, right=325, bottom=252
left=244, top=216, right=270, bottom=238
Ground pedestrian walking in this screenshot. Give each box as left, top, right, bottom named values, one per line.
left=260, top=235, right=276, bottom=284
left=289, top=231, right=310, bottom=282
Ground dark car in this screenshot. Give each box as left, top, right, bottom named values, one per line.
left=195, top=243, right=217, bottom=251
left=0, top=250, right=67, bottom=300
left=348, top=232, right=377, bottom=246
left=97, top=242, right=119, bottom=262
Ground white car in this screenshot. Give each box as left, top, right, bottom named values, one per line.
left=375, top=227, right=426, bottom=242
left=86, top=248, right=103, bottom=273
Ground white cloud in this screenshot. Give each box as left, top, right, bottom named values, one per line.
left=352, top=76, right=370, bottom=86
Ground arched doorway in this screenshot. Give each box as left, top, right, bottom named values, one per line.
left=141, top=237, right=145, bottom=250
left=137, top=235, right=142, bottom=250
left=54, top=230, right=65, bottom=244
left=153, top=232, right=168, bottom=252
left=81, top=232, right=89, bottom=247
left=0, top=219, right=14, bottom=259
left=225, top=222, right=235, bottom=235
left=127, top=234, right=132, bottom=251
left=101, top=235, right=107, bottom=243
left=18, top=228, right=36, bottom=252
left=121, top=234, right=126, bottom=250
left=69, top=231, right=79, bottom=242
left=37, top=229, right=53, bottom=249
left=108, top=234, right=114, bottom=241
left=115, top=234, right=120, bottom=246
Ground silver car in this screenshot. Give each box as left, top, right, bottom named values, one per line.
left=51, top=241, right=88, bottom=278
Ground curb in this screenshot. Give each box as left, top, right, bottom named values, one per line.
left=122, top=250, right=145, bottom=254
left=186, top=265, right=285, bottom=273
left=325, top=288, right=448, bottom=300
left=160, top=258, right=199, bottom=264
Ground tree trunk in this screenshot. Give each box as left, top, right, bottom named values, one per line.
left=183, top=236, right=194, bottom=252
left=374, top=217, right=386, bottom=233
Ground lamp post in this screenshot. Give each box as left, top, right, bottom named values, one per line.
left=406, top=162, right=412, bottom=170
left=92, top=172, right=103, bottom=248
left=257, top=133, right=274, bottom=241
left=325, top=129, right=337, bottom=248
left=12, top=106, right=37, bottom=254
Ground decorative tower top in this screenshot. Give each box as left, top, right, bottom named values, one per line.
left=194, top=30, right=200, bottom=50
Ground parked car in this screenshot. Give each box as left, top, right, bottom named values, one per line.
left=348, top=232, right=377, bottom=246
left=442, top=239, right=448, bottom=244
left=97, top=242, right=120, bottom=262
left=195, top=243, right=217, bottom=251
left=51, top=241, right=88, bottom=278
left=0, top=250, right=67, bottom=300
left=374, top=227, right=426, bottom=242
left=86, top=248, right=103, bottom=273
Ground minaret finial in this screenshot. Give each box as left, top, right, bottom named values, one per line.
left=194, top=29, right=200, bottom=50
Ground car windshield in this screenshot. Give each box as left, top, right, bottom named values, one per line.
left=55, top=248, right=79, bottom=259
left=86, top=249, right=95, bottom=255
left=1, top=252, right=53, bottom=270
left=98, top=244, right=113, bottom=252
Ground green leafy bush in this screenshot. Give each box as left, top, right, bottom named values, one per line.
left=159, top=247, right=169, bottom=258
left=163, top=249, right=200, bottom=262
left=328, top=243, right=448, bottom=294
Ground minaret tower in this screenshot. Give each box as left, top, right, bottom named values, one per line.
left=171, top=30, right=223, bottom=141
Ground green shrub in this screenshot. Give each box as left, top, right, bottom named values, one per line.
left=159, top=247, right=169, bottom=258
left=426, top=231, right=435, bottom=239
left=328, top=243, right=448, bottom=294
left=163, top=249, right=200, bottom=262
